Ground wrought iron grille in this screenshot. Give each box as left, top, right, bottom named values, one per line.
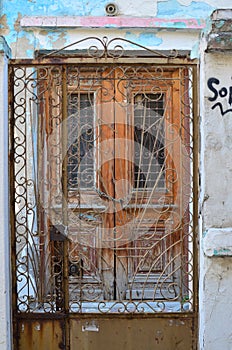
left=9, top=37, right=197, bottom=315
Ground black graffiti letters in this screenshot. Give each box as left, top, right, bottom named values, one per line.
left=208, top=78, right=232, bottom=104
left=207, top=77, right=232, bottom=116
left=207, top=77, right=219, bottom=101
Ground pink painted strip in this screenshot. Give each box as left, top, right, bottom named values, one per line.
left=21, top=16, right=205, bottom=30
left=79, top=16, right=205, bottom=29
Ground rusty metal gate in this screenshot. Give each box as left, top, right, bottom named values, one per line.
left=9, top=37, right=198, bottom=350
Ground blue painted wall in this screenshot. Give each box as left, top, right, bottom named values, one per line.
left=0, top=0, right=228, bottom=57
left=157, top=0, right=213, bottom=18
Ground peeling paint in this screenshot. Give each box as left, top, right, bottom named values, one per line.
left=51, top=31, right=67, bottom=48
left=203, top=228, right=232, bottom=257
left=213, top=248, right=232, bottom=256
left=190, top=40, right=199, bottom=58
left=45, top=31, right=68, bottom=51
left=1, top=0, right=225, bottom=58
left=14, top=13, right=23, bottom=32
left=11, top=35, right=35, bottom=58
left=38, top=29, right=49, bottom=36
left=125, top=31, right=163, bottom=46
left=0, top=14, right=9, bottom=36
left=178, top=0, right=232, bottom=6
left=202, top=230, right=208, bottom=238
left=214, top=20, right=225, bottom=29
left=0, top=36, right=11, bottom=57
left=157, top=0, right=213, bottom=18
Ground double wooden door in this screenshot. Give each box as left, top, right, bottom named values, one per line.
left=35, top=64, right=191, bottom=311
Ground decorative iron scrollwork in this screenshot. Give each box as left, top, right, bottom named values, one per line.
left=10, top=47, right=196, bottom=315
left=42, top=36, right=178, bottom=59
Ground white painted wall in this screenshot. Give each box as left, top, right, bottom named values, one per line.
left=199, top=48, right=232, bottom=349
left=0, top=49, right=11, bottom=349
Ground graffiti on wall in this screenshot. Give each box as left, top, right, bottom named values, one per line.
left=207, top=77, right=232, bottom=116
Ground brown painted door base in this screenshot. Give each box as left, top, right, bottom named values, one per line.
left=17, top=316, right=196, bottom=350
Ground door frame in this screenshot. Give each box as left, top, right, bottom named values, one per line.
left=9, top=37, right=199, bottom=350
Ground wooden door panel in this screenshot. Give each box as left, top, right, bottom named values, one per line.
left=36, top=64, right=192, bottom=308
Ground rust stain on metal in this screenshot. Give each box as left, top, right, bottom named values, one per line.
left=17, top=319, right=65, bottom=350
left=70, top=317, right=195, bottom=349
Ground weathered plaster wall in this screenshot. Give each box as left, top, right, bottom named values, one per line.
left=199, top=35, right=232, bottom=349
left=200, top=255, right=232, bottom=349
left=0, top=37, right=11, bottom=350
left=0, top=0, right=231, bottom=58
left=202, top=53, right=232, bottom=227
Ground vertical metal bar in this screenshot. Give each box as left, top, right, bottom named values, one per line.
left=77, top=86, right=82, bottom=303
left=9, top=65, right=19, bottom=349
left=61, top=65, right=70, bottom=349
left=179, top=66, right=184, bottom=309
left=37, top=65, right=45, bottom=307
left=192, top=64, right=199, bottom=348
left=192, top=64, right=199, bottom=309
left=24, top=68, right=30, bottom=306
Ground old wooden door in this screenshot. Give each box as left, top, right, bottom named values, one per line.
left=10, top=37, right=198, bottom=349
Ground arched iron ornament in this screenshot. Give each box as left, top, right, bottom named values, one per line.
left=41, top=36, right=178, bottom=59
